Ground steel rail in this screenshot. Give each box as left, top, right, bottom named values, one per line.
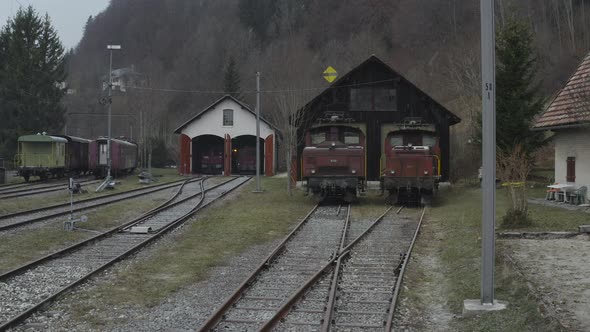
left=0, top=177, right=220, bottom=281
left=0, top=177, right=192, bottom=220
left=197, top=204, right=320, bottom=331
left=0, top=176, right=249, bottom=331
left=0, top=178, right=96, bottom=195
left=258, top=206, right=396, bottom=331
left=0, top=176, right=84, bottom=191
left=0, top=177, right=200, bottom=232
left=384, top=207, right=427, bottom=331
left=255, top=205, right=352, bottom=331
left=0, top=180, right=101, bottom=199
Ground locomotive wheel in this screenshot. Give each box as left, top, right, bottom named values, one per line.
left=23, top=174, right=30, bottom=182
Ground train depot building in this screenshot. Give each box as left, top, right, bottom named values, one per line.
left=175, top=95, right=278, bottom=176
left=294, top=55, right=461, bottom=183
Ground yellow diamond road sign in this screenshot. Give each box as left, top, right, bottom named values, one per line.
left=323, top=66, right=338, bottom=83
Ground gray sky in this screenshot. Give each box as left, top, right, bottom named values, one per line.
left=0, top=0, right=110, bottom=49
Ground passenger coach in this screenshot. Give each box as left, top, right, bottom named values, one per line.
left=89, top=137, right=138, bottom=178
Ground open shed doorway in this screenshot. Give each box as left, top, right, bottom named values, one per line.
left=231, top=135, right=265, bottom=175
left=192, top=135, right=224, bottom=175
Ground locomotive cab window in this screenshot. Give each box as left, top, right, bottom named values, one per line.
left=343, top=131, right=360, bottom=144
left=422, top=134, right=436, bottom=147
left=222, top=109, right=234, bottom=126
left=311, top=131, right=326, bottom=145
left=389, top=135, right=403, bottom=147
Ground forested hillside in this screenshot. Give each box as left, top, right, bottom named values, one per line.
left=65, top=0, right=590, bottom=175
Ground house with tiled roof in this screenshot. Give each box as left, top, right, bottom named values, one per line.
left=534, top=52, right=590, bottom=201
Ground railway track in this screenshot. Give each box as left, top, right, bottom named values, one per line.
left=0, top=176, right=250, bottom=331
left=0, top=176, right=94, bottom=194
left=199, top=206, right=425, bottom=331
left=0, top=179, right=101, bottom=199
left=198, top=204, right=352, bottom=331
left=0, top=177, right=198, bottom=232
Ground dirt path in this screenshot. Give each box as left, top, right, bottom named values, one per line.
left=393, top=220, right=455, bottom=331
left=504, top=235, right=590, bottom=332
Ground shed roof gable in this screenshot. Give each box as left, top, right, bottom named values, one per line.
left=174, top=95, right=278, bottom=134
left=301, top=55, right=461, bottom=125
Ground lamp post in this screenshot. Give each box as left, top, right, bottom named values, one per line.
left=106, top=44, right=121, bottom=179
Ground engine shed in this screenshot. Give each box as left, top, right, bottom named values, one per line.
left=175, top=95, right=278, bottom=176
left=295, top=55, right=460, bottom=182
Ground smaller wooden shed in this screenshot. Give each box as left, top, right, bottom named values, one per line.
left=174, top=95, right=278, bottom=176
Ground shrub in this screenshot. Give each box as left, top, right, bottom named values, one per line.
left=501, top=208, right=533, bottom=228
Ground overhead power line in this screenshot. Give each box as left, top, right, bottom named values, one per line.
left=124, top=78, right=399, bottom=95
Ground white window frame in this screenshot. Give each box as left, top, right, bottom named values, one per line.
left=223, top=109, right=234, bottom=126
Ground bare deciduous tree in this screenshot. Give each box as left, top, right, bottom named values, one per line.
left=497, top=145, right=533, bottom=226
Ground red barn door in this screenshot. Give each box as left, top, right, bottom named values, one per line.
left=180, top=134, right=191, bottom=175
left=224, top=134, right=232, bottom=176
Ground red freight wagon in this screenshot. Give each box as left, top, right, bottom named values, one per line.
left=89, top=137, right=138, bottom=178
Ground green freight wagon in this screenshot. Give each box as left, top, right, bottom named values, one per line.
left=15, top=134, right=67, bottom=181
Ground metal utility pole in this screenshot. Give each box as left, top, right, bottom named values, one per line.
left=480, top=0, right=496, bottom=305
left=463, top=1, right=506, bottom=316
left=254, top=72, right=262, bottom=192
left=106, top=45, right=121, bottom=179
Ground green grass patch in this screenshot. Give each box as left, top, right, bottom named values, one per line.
left=0, top=168, right=184, bottom=215
left=0, top=192, right=170, bottom=274
left=400, top=185, right=575, bottom=331
left=75, top=177, right=315, bottom=309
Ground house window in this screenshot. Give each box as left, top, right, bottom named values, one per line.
left=350, top=87, right=372, bottom=111
left=566, top=157, right=576, bottom=182
left=375, top=88, right=397, bottom=111
left=223, top=109, right=233, bottom=126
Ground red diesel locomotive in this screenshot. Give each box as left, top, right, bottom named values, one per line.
left=302, top=125, right=366, bottom=203
left=235, top=146, right=256, bottom=174
left=200, top=147, right=223, bottom=174
left=381, top=118, right=441, bottom=205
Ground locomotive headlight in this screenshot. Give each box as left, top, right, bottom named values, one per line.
left=390, top=170, right=395, bottom=175
left=351, top=170, right=357, bottom=174
left=424, top=170, right=429, bottom=175
left=311, top=170, right=316, bottom=174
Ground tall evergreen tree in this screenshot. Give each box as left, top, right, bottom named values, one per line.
left=0, top=6, right=66, bottom=158
left=495, top=18, right=545, bottom=156
left=223, top=56, right=242, bottom=99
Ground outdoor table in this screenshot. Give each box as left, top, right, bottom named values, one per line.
left=547, top=184, right=577, bottom=203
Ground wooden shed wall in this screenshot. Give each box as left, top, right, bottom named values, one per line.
left=296, top=59, right=458, bottom=181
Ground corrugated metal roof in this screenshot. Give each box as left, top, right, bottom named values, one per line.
left=18, top=135, right=68, bottom=143
left=534, top=52, right=590, bottom=129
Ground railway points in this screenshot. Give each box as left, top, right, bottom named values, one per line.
left=0, top=176, right=250, bottom=330
left=199, top=205, right=425, bottom=331
left=0, top=178, right=101, bottom=199
left=0, top=177, right=199, bottom=232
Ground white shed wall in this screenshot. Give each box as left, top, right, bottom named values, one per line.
left=554, top=128, right=590, bottom=201
left=181, top=99, right=274, bottom=140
